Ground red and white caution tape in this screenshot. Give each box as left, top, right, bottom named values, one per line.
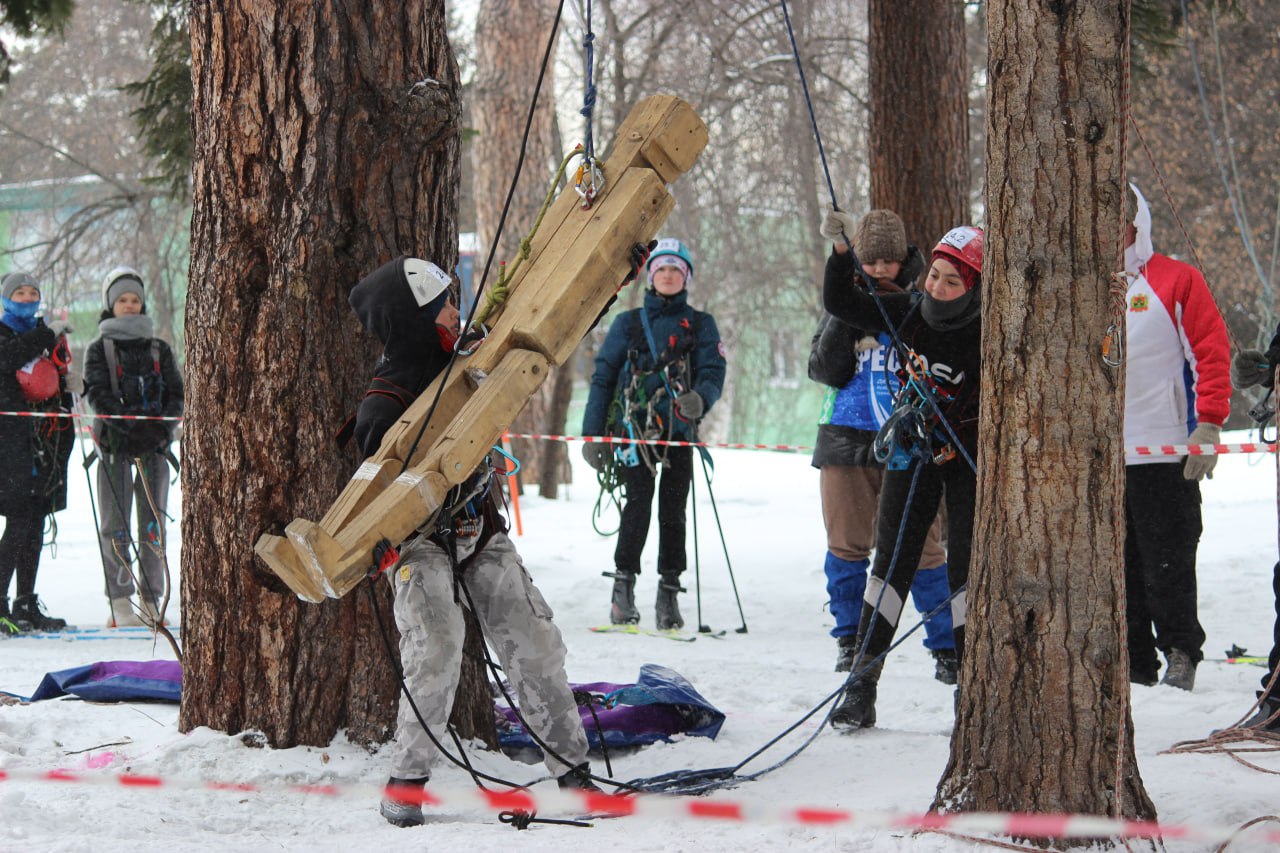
left=512, top=432, right=1277, bottom=458
left=0, top=409, right=182, bottom=422
left=1129, top=442, right=1274, bottom=457
left=0, top=412, right=1269, bottom=457
left=514, top=432, right=811, bottom=453
left=1, top=766, right=1276, bottom=844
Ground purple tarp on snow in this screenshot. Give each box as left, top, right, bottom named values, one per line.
left=28, top=660, right=182, bottom=703
left=496, top=663, right=724, bottom=752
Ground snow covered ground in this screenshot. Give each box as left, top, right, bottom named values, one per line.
left=3, top=435, right=1280, bottom=851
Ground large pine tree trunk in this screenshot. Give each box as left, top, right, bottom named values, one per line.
left=868, top=0, right=969, bottom=247
left=181, top=1, right=466, bottom=748
left=934, top=1, right=1156, bottom=824
left=472, top=0, right=566, bottom=495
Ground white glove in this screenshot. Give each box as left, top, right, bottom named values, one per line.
left=1183, top=422, right=1221, bottom=481
left=855, top=335, right=880, bottom=353
left=47, top=320, right=72, bottom=337
left=63, top=371, right=85, bottom=395
left=819, top=205, right=856, bottom=242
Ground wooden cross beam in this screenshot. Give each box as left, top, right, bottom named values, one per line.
left=255, top=94, right=708, bottom=602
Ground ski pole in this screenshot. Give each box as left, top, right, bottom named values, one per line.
left=696, top=448, right=747, bottom=634
left=689, top=454, right=708, bottom=633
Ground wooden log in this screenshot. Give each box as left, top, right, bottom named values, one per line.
left=255, top=94, right=707, bottom=601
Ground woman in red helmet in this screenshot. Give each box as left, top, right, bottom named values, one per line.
left=818, top=214, right=984, bottom=730
left=0, top=271, right=75, bottom=634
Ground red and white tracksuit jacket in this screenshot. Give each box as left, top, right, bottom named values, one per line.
left=1123, top=253, right=1230, bottom=465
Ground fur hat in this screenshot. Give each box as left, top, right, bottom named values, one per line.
left=103, top=266, right=146, bottom=311
left=854, top=210, right=908, bottom=264
left=2, top=271, right=39, bottom=301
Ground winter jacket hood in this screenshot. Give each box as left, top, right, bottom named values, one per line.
left=348, top=257, right=453, bottom=459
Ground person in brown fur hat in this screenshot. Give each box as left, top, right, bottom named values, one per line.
left=808, top=210, right=955, bottom=686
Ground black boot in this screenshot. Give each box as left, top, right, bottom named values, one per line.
left=831, top=662, right=881, bottom=731
left=0, top=598, right=32, bottom=636
left=1241, top=697, right=1280, bottom=732
left=556, top=762, right=603, bottom=792
left=12, top=594, right=66, bottom=632
left=931, top=649, right=958, bottom=685
left=380, top=775, right=428, bottom=828
left=604, top=571, right=640, bottom=625
left=655, top=575, right=685, bottom=630
left=834, top=636, right=858, bottom=673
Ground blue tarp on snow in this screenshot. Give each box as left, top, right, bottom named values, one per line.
left=29, top=660, right=181, bottom=703
left=496, top=663, right=724, bottom=752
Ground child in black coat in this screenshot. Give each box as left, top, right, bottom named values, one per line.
left=818, top=213, right=984, bottom=730
left=0, top=271, right=74, bottom=633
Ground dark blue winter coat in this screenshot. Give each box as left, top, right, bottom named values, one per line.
left=0, top=322, right=73, bottom=516
left=582, top=288, right=725, bottom=442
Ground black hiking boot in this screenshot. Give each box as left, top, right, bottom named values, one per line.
left=831, top=663, right=881, bottom=731
left=604, top=571, right=640, bottom=625
left=1161, top=649, right=1197, bottom=691
left=834, top=636, right=858, bottom=673
left=380, top=775, right=428, bottom=828
left=1241, top=697, right=1280, bottom=733
left=12, top=595, right=66, bottom=632
left=931, top=649, right=958, bottom=685
left=655, top=576, right=685, bottom=630
left=556, top=762, right=603, bottom=793
left=0, top=598, right=32, bottom=636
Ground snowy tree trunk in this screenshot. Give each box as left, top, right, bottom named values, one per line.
left=868, top=0, right=969, bottom=248
left=181, top=0, right=468, bottom=748
left=934, top=2, right=1157, bottom=825
left=473, top=0, right=568, bottom=496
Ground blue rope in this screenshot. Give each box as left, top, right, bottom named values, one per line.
left=580, top=0, right=597, bottom=163
left=779, top=0, right=838, bottom=212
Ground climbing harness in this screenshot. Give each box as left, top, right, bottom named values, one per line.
left=873, top=349, right=958, bottom=469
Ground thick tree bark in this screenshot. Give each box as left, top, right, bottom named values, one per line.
left=934, top=1, right=1156, bottom=827
left=182, top=1, right=463, bottom=748
left=868, top=0, right=969, bottom=248
left=472, top=0, right=564, bottom=493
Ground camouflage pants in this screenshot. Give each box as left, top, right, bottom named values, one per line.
left=387, top=532, right=588, bottom=780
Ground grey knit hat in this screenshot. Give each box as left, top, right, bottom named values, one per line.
left=853, top=210, right=908, bottom=264
left=103, top=266, right=145, bottom=311
left=2, top=271, right=39, bottom=301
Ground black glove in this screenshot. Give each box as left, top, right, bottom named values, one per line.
left=1231, top=349, right=1272, bottom=389
left=675, top=390, right=704, bottom=420
left=623, top=240, right=658, bottom=286
left=582, top=441, right=612, bottom=471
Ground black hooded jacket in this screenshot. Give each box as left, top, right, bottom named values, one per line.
left=822, top=249, right=982, bottom=462
left=348, top=257, right=452, bottom=459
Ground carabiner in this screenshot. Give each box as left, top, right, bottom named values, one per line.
left=573, top=157, right=605, bottom=209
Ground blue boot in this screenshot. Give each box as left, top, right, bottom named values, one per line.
left=825, top=553, right=868, bottom=671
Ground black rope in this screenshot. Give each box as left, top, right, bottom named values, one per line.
left=453, top=570, right=637, bottom=795
left=778, top=0, right=977, bottom=476
left=397, top=0, right=567, bottom=474
left=364, top=575, right=536, bottom=792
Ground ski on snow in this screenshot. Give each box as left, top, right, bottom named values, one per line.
left=588, top=625, right=726, bottom=641
left=589, top=624, right=698, bottom=642
left=17, top=625, right=178, bottom=641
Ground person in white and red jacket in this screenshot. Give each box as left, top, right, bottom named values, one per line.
left=1123, top=183, right=1230, bottom=692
